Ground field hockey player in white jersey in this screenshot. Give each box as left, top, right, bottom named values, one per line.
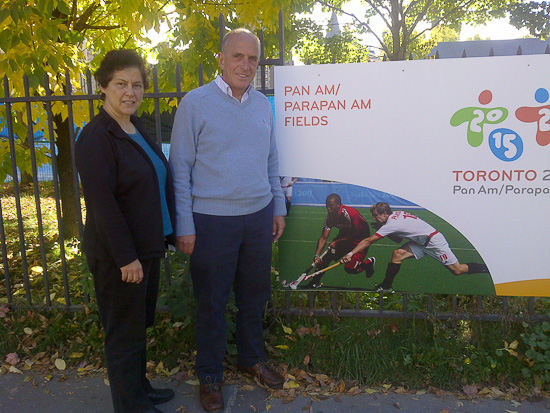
left=341, top=202, right=489, bottom=292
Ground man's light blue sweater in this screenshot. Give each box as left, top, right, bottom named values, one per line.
left=169, top=81, right=286, bottom=236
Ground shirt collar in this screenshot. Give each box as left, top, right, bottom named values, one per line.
left=214, top=75, right=252, bottom=102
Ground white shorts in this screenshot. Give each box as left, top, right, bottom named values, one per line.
left=282, top=186, right=293, bottom=198
left=406, top=232, right=458, bottom=266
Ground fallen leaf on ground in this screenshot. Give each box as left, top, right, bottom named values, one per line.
left=296, top=327, right=311, bottom=338
left=155, top=361, right=165, bottom=374
left=463, top=385, right=478, bottom=398
left=6, top=352, right=20, bottom=366
left=0, top=304, right=9, bottom=317
left=489, top=387, right=505, bottom=397
left=54, top=358, right=66, bottom=371
left=337, top=380, right=345, bottom=393
left=284, top=380, right=300, bottom=389
left=348, top=386, right=361, bottom=396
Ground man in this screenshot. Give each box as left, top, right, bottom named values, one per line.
left=280, top=176, right=297, bottom=215
left=342, top=202, right=490, bottom=292
left=169, top=28, right=286, bottom=412
left=303, top=193, right=375, bottom=288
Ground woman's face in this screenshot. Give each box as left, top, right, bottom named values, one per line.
left=100, top=66, right=144, bottom=121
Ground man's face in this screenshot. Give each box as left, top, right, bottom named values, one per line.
left=372, top=211, right=389, bottom=225
left=218, top=33, right=259, bottom=101
left=326, top=199, right=341, bottom=216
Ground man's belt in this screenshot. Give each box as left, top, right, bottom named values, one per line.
left=424, top=231, right=439, bottom=246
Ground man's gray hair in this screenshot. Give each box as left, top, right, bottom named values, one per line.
left=221, top=28, right=261, bottom=55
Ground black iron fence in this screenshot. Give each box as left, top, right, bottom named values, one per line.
left=1, top=14, right=548, bottom=322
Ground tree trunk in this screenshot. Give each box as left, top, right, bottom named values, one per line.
left=54, top=113, right=80, bottom=239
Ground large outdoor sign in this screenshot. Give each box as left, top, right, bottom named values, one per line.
left=275, top=55, right=550, bottom=297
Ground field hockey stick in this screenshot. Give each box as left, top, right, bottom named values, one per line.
left=302, top=248, right=331, bottom=275
left=285, top=248, right=332, bottom=288
left=290, top=261, right=342, bottom=290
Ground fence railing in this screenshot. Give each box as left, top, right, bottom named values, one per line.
left=0, top=12, right=284, bottom=310
left=1, top=15, right=548, bottom=322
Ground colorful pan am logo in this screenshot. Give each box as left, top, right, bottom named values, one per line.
left=450, top=90, right=508, bottom=148
left=515, top=88, right=550, bottom=147
left=488, top=128, right=523, bottom=162
left=448, top=89, right=548, bottom=161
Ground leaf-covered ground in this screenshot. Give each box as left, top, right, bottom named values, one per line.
left=1, top=305, right=549, bottom=406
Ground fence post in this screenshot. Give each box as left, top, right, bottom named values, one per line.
left=44, top=72, right=71, bottom=306
left=3, top=75, right=32, bottom=305
left=24, top=74, right=51, bottom=306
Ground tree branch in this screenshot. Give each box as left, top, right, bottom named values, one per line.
left=73, top=2, right=100, bottom=32
left=315, top=0, right=390, bottom=56
left=84, top=24, right=121, bottom=30
left=363, top=0, right=392, bottom=28
left=404, top=0, right=434, bottom=39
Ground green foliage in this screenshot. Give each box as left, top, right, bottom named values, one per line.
left=0, top=309, right=105, bottom=371
left=317, top=0, right=514, bottom=60
left=1, top=182, right=89, bottom=307
left=296, top=26, right=372, bottom=64
left=519, top=314, right=550, bottom=384
left=157, top=252, right=195, bottom=327
left=276, top=317, right=528, bottom=389
left=1, top=0, right=312, bottom=237
left=509, top=1, right=550, bottom=39
left=0, top=307, right=196, bottom=374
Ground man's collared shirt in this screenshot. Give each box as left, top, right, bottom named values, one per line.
left=214, top=75, right=252, bottom=102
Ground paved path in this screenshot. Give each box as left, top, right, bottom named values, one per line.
left=1, top=372, right=548, bottom=412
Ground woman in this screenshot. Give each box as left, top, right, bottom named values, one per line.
left=75, top=50, right=176, bottom=413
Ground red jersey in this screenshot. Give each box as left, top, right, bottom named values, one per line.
left=323, top=204, right=370, bottom=242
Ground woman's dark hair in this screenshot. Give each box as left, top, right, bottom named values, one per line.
left=95, top=49, right=150, bottom=97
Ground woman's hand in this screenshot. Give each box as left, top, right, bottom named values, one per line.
left=120, top=259, right=143, bottom=283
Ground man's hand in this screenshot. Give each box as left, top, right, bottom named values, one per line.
left=341, top=252, right=353, bottom=264
left=273, top=216, right=286, bottom=242
left=314, top=255, right=323, bottom=266
left=120, top=259, right=143, bottom=283
left=176, top=235, right=196, bottom=256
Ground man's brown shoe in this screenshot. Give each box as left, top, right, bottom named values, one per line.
left=199, top=383, right=224, bottom=412
left=239, top=362, right=284, bottom=388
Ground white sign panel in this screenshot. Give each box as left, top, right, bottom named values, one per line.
left=275, top=55, right=550, bottom=296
